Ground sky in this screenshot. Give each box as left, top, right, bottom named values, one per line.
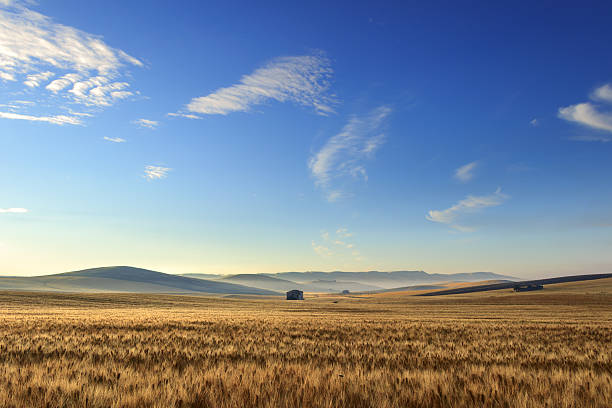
left=1, top=0, right=612, bottom=278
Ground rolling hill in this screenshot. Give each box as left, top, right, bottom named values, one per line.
left=0, top=266, right=278, bottom=295
left=416, top=273, right=612, bottom=296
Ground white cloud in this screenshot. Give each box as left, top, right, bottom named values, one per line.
left=0, top=111, right=81, bottom=125
left=311, top=241, right=332, bottom=256
left=325, top=190, right=345, bottom=202
left=454, top=161, right=478, bottom=183
left=167, top=112, right=200, bottom=120
left=46, top=73, right=81, bottom=92
left=530, top=118, right=539, bottom=126
left=133, top=118, right=159, bottom=129
left=0, top=207, right=28, bottom=213
left=426, top=188, right=508, bottom=231
left=0, top=5, right=142, bottom=73
left=0, top=71, right=15, bottom=81
left=558, top=103, right=612, bottom=132
left=182, top=54, right=336, bottom=117
left=24, top=71, right=53, bottom=87
left=567, top=135, right=611, bottom=143
left=591, top=84, right=612, bottom=103
left=309, top=106, right=391, bottom=201
left=558, top=84, right=612, bottom=133
left=0, top=2, right=142, bottom=120
left=103, top=136, right=125, bottom=143
left=144, top=165, right=171, bottom=180
left=334, top=240, right=354, bottom=249
left=65, top=77, right=133, bottom=107
left=313, top=227, right=358, bottom=258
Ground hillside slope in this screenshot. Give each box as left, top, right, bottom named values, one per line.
left=417, top=273, right=612, bottom=296
left=0, top=266, right=278, bottom=295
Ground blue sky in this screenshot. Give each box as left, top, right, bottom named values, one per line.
left=1, top=0, right=611, bottom=278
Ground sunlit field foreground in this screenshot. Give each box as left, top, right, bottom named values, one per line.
left=0, top=280, right=611, bottom=407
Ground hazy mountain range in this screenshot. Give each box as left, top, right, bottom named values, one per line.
left=0, top=266, right=517, bottom=294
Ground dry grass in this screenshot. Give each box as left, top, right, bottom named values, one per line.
left=0, top=281, right=610, bottom=407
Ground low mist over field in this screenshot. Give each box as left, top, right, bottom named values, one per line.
left=0, top=266, right=517, bottom=294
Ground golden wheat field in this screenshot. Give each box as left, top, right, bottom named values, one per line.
left=0, top=280, right=611, bottom=408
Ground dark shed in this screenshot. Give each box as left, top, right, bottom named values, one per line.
left=286, top=289, right=304, bottom=300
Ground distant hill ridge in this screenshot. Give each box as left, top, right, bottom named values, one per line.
left=184, top=270, right=518, bottom=292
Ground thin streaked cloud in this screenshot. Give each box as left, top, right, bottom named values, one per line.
left=180, top=53, right=336, bottom=117
left=0, top=111, right=81, bottom=125
left=144, top=165, right=171, bottom=180
left=567, top=135, right=611, bottom=143
left=454, top=161, right=478, bottom=183
left=167, top=112, right=200, bottom=120
left=0, top=207, right=28, bottom=213
left=426, top=188, right=508, bottom=232
left=103, top=136, right=126, bottom=143
left=133, top=119, right=159, bottom=129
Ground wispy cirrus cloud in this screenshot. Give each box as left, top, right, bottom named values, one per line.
left=0, top=207, right=28, bottom=213
left=103, top=136, right=126, bottom=143
left=0, top=111, right=81, bottom=125
left=454, top=161, right=478, bottom=183
left=133, top=119, right=159, bottom=129
left=144, top=165, right=171, bottom=180
left=567, top=135, right=611, bottom=143
left=309, top=106, right=391, bottom=201
left=312, top=228, right=358, bottom=258
left=178, top=54, right=336, bottom=117
left=0, top=1, right=142, bottom=122
left=559, top=84, right=612, bottom=133
left=426, top=188, right=508, bottom=232
left=167, top=112, right=200, bottom=120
